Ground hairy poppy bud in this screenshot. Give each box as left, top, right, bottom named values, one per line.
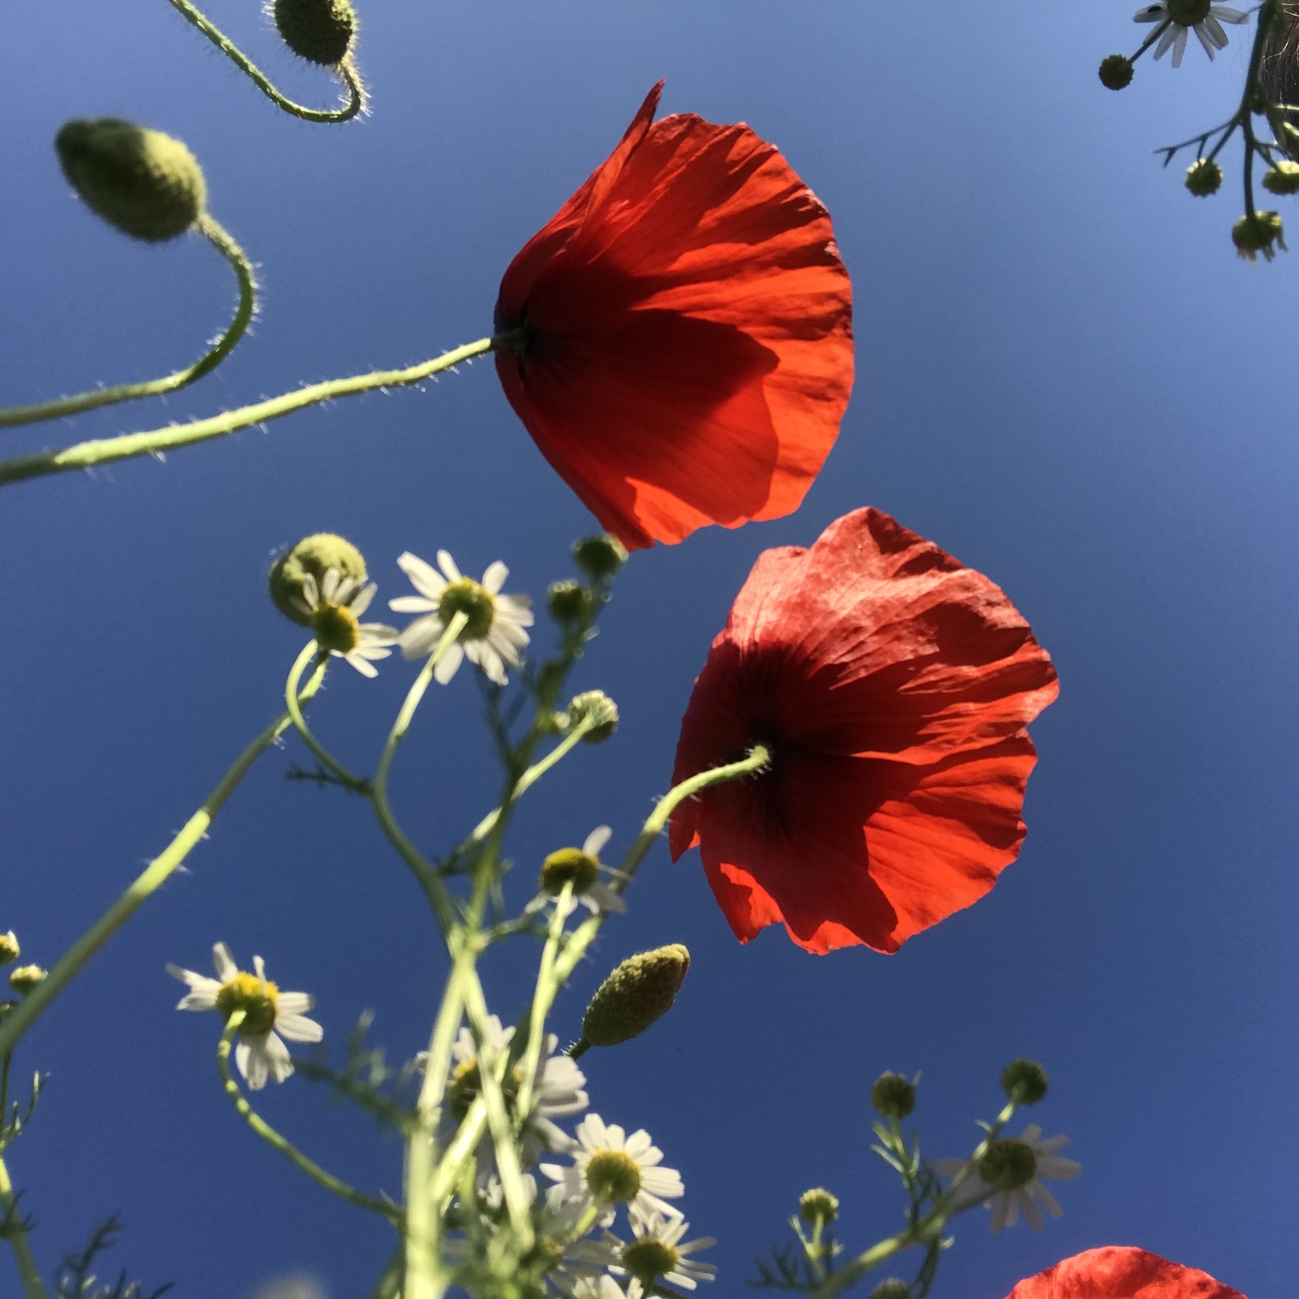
left=0, top=932, right=18, bottom=965
left=798, top=1188, right=839, bottom=1227
left=273, top=0, right=356, bottom=65
left=1001, top=1058, right=1049, bottom=1104
left=572, top=534, right=628, bottom=581
left=269, top=533, right=367, bottom=626
left=870, top=1281, right=911, bottom=1299
left=548, top=580, right=595, bottom=625
left=56, top=118, right=206, bottom=242
left=1263, top=160, right=1299, bottom=194
left=1098, top=54, right=1134, bottom=90
left=580, top=944, right=690, bottom=1049
left=870, top=1071, right=917, bottom=1120
left=1184, top=158, right=1223, bottom=197
left=1232, top=209, right=1286, bottom=262
left=567, top=690, right=619, bottom=743
left=8, top=965, right=47, bottom=995
left=979, top=1138, right=1037, bottom=1191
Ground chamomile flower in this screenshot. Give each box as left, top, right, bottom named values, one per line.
left=935, top=1124, right=1080, bottom=1234
left=166, top=943, right=322, bottom=1089
left=389, top=550, right=533, bottom=685
left=541, top=1114, right=684, bottom=1227
left=567, top=1279, right=626, bottom=1299
left=607, top=1212, right=717, bottom=1296
left=531, top=826, right=628, bottom=916
left=291, top=567, right=398, bottom=678
left=1134, top=2, right=1248, bottom=67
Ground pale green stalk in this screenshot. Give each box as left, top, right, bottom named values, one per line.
left=0, top=216, right=254, bottom=430
left=0, top=1153, right=46, bottom=1299
left=0, top=336, right=506, bottom=489
left=285, top=641, right=369, bottom=791
left=218, top=1015, right=400, bottom=1222
left=511, top=882, right=574, bottom=1126
left=0, top=663, right=329, bottom=1059
left=164, top=0, right=366, bottom=121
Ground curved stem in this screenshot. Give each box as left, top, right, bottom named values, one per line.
left=0, top=662, right=329, bottom=1059
left=218, top=1016, right=400, bottom=1222
left=164, top=0, right=366, bottom=122
left=0, top=335, right=508, bottom=489
left=0, top=215, right=256, bottom=430
left=286, top=641, right=370, bottom=792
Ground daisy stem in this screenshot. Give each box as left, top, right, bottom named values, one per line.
left=1130, top=19, right=1171, bottom=62
left=0, top=335, right=507, bottom=489
left=163, top=0, right=366, bottom=122
left=286, top=642, right=371, bottom=792
left=0, top=1153, right=44, bottom=1299
left=216, top=1015, right=401, bottom=1223
left=0, top=660, right=329, bottom=1061
left=0, top=215, right=256, bottom=430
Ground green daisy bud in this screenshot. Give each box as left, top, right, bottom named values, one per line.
left=56, top=118, right=206, bottom=242
left=1232, top=209, right=1287, bottom=262
left=273, top=0, right=356, bottom=65
left=269, top=533, right=367, bottom=626
left=0, top=1002, right=17, bottom=1019
left=567, top=690, right=619, bottom=743
left=869, top=1281, right=912, bottom=1299
left=1185, top=158, right=1223, bottom=197
left=581, top=944, right=690, bottom=1048
left=1263, top=160, right=1299, bottom=194
left=547, top=579, right=594, bottom=625
left=572, top=534, right=628, bottom=580
left=978, top=1138, right=1037, bottom=1192
left=0, top=932, right=19, bottom=966
left=8, top=965, right=47, bottom=995
left=798, top=1187, right=839, bottom=1227
left=1098, top=54, right=1134, bottom=90
left=870, top=1071, right=917, bottom=1121
left=1001, top=1058, right=1049, bottom=1105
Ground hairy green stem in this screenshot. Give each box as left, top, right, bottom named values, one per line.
left=286, top=641, right=370, bottom=792
left=0, top=215, right=255, bottom=430
left=0, top=1154, right=46, bottom=1299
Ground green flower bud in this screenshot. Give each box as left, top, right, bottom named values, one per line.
left=870, top=1071, right=916, bottom=1121
left=273, top=0, right=356, bottom=65
left=56, top=118, right=206, bottom=242
left=1001, top=1058, right=1049, bottom=1105
left=572, top=534, right=627, bottom=581
left=1184, top=158, right=1223, bottom=197
left=269, top=533, right=367, bottom=626
left=1263, top=160, right=1299, bottom=194
left=567, top=690, right=619, bottom=743
left=1232, top=209, right=1287, bottom=262
left=547, top=580, right=594, bottom=624
left=581, top=944, right=690, bottom=1048
left=1098, top=54, right=1134, bottom=91
left=978, top=1138, right=1037, bottom=1192
left=0, top=1002, right=17, bottom=1019
left=798, top=1187, right=839, bottom=1227
left=8, top=965, right=47, bottom=995
left=0, top=932, right=19, bottom=965
left=1167, top=0, right=1210, bottom=23
left=869, top=1281, right=911, bottom=1299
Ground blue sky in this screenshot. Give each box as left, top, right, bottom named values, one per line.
left=1, top=4, right=1295, bottom=1298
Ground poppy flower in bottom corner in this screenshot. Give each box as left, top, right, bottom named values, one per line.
left=1006, top=1247, right=1247, bottom=1299
left=669, top=507, right=1059, bottom=955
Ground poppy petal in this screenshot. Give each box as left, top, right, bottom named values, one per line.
left=1007, top=1247, right=1247, bottom=1299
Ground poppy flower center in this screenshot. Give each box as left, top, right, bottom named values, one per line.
left=1166, top=0, right=1210, bottom=23
left=622, top=1238, right=679, bottom=1283
left=310, top=602, right=360, bottom=654
left=540, top=848, right=600, bottom=896
left=439, top=579, right=496, bottom=640
left=978, top=1138, right=1037, bottom=1192
left=215, top=971, right=279, bottom=1037
left=584, top=1149, right=642, bottom=1203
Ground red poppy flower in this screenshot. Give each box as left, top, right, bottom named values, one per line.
left=493, top=82, right=853, bottom=551
left=669, top=507, right=1058, bottom=955
left=1006, top=1248, right=1247, bottom=1299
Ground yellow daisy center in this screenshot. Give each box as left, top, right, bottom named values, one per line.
left=215, top=971, right=279, bottom=1037
left=585, top=1149, right=641, bottom=1203
left=540, top=847, right=599, bottom=896
left=622, top=1238, right=679, bottom=1283
left=978, top=1138, right=1037, bottom=1192
left=447, top=1057, right=524, bottom=1121
left=311, top=602, right=360, bottom=654
left=439, top=578, right=496, bottom=640
left=1167, top=0, right=1210, bottom=24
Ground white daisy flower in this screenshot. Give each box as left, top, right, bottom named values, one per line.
left=541, top=1114, right=684, bottom=1227
left=389, top=549, right=533, bottom=686
left=567, top=1278, right=626, bottom=1299
left=1134, top=2, right=1248, bottom=68
left=530, top=826, right=628, bottom=917
left=935, top=1123, right=1081, bottom=1235
left=446, top=1014, right=588, bottom=1166
left=607, top=1212, right=716, bottom=1296
left=166, top=942, right=322, bottom=1090
left=290, top=567, right=398, bottom=678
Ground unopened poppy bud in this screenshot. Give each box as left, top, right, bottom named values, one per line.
left=1232, top=209, right=1286, bottom=262
left=1185, top=158, right=1223, bottom=197
left=1001, top=1058, right=1049, bottom=1104
left=1263, top=160, right=1299, bottom=194
left=572, top=534, right=628, bottom=580
left=1098, top=54, right=1134, bottom=90
left=978, top=1138, right=1037, bottom=1192
left=8, top=965, right=47, bottom=995
left=548, top=580, right=594, bottom=624
left=870, top=1071, right=917, bottom=1120
left=269, top=533, right=367, bottom=626
left=581, top=944, right=690, bottom=1048
left=869, top=1281, right=911, bottom=1299
left=273, top=0, right=356, bottom=64
left=567, top=690, right=619, bottom=742
left=798, top=1187, right=839, bottom=1227
left=0, top=932, right=19, bottom=965
left=56, top=118, right=206, bottom=242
